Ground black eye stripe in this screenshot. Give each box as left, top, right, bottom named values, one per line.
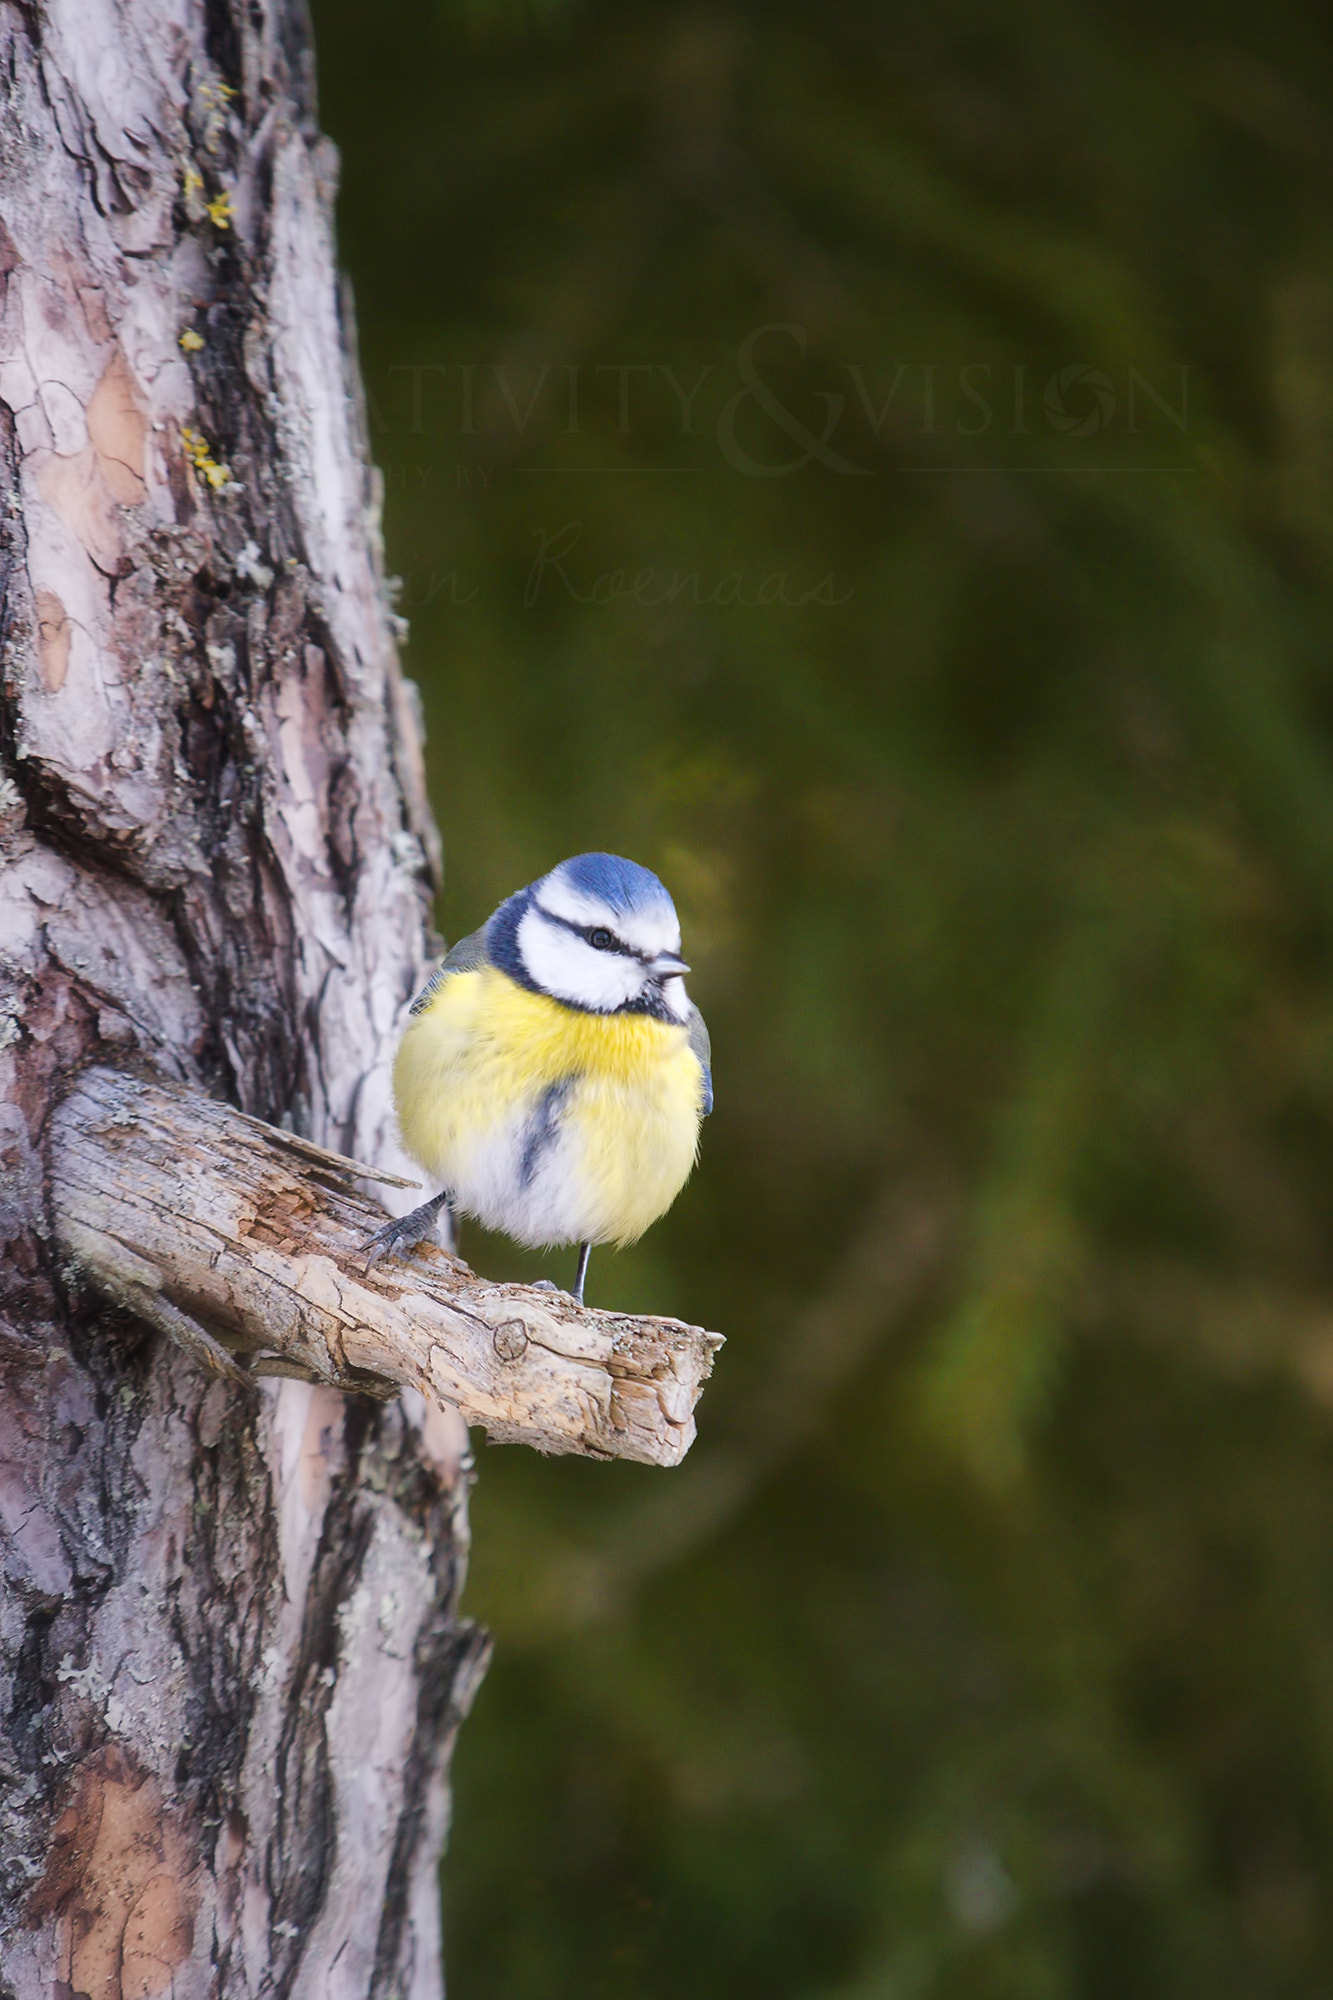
left=539, top=906, right=668, bottom=965
left=544, top=911, right=634, bottom=957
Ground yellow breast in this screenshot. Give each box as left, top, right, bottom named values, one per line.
left=392, top=965, right=705, bottom=1247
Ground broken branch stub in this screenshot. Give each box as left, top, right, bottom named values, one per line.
left=49, top=1067, right=721, bottom=1467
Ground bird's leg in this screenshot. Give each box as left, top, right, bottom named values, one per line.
left=363, top=1190, right=452, bottom=1270
left=529, top=1242, right=593, bottom=1301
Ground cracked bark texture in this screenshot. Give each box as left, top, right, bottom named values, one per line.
left=0, top=2, right=489, bottom=1994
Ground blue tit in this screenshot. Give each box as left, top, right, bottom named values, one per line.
left=364, top=852, right=712, bottom=1303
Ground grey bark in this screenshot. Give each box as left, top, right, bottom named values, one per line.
left=0, top=2, right=491, bottom=1993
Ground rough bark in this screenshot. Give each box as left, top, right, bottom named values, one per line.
left=0, top=2, right=491, bottom=1993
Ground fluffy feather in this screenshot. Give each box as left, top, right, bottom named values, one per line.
left=394, top=964, right=706, bottom=1247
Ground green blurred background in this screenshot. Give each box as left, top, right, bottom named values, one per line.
left=311, top=1, right=1333, bottom=1992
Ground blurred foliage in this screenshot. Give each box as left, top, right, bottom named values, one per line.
left=312, top=0, right=1333, bottom=1993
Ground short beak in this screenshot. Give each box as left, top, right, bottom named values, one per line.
left=650, top=952, right=690, bottom=978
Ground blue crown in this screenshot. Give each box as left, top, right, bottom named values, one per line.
left=553, top=852, right=674, bottom=915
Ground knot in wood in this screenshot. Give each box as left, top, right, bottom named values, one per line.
left=492, top=1319, right=529, bottom=1362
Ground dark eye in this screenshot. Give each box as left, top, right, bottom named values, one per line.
left=588, top=927, right=616, bottom=951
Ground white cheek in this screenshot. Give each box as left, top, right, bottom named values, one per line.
left=518, top=909, right=641, bottom=1010
left=660, top=976, right=690, bottom=1022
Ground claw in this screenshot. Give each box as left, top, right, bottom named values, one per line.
left=363, top=1191, right=450, bottom=1270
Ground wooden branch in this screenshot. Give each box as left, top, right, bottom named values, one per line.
left=49, top=1067, right=722, bottom=1468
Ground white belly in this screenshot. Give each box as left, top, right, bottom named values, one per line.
left=454, top=1083, right=601, bottom=1247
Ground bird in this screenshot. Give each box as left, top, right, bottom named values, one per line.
left=364, top=852, right=712, bottom=1303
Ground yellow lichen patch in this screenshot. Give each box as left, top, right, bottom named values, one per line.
left=205, top=191, right=233, bottom=230
left=180, top=426, right=231, bottom=493
left=178, top=329, right=204, bottom=352
left=181, top=166, right=209, bottom=225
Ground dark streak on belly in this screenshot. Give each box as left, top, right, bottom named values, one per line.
left=519, top=1079, right=573, bottom=1188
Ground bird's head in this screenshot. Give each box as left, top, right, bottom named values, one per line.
left=494, top=853, right=691, bottom=1019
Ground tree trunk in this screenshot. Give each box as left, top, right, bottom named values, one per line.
left=0, top=2, right=492, bottom=1992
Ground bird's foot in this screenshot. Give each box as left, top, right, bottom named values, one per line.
left=363, top=1191, right=450, bottom=1270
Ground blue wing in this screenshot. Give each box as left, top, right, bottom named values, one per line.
left=687, top=1004, right=713, bottom=1116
